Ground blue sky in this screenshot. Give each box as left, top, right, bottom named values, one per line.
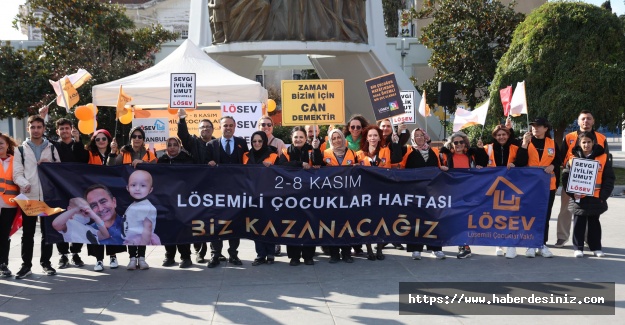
left=1, top=0, right=624, bottom=40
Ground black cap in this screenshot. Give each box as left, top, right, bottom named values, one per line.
left=529, top=117, right=550, bottom=128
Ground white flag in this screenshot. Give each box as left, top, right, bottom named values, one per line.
left=418, top=90, right=430, bottom=117
left=509, top=81, right=528, bottom=117
left=452, top=99, right=490, bottom=132
left=49, top=69, right=92, bottom=109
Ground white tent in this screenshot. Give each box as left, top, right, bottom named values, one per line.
left=92, top=40, right=268, bottom=108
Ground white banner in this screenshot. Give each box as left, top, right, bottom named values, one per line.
left=132, top=118, right=170, bottom=145
left=391, top=90, right=416, bottom=124
left=170, top=73, right=196, bottom=108
left=221, top=102, right=263, bottom=147
left=566, top=158, right=600, bottom=196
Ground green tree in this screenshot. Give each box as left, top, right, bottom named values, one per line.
left=406, top=0, right=524, bottom=113
left=489, top=2, right=625, bottom=142
left=382, top=0, right=404, bottom=37
left=1, top=0, right=177, bottom=139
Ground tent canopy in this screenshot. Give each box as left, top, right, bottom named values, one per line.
left=92, top=40, right=268, bottom=108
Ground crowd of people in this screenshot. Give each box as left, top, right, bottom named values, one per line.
left=0, top=108, right=614, bottom=279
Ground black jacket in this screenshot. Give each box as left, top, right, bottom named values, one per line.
left=157, top=151, right=194, bottom=165
left=207, top=136, right=249, bottom=164
left=278, top=143, right=323, bottom=167
left=177, top=117, right=213, bottom=164
left=562, top=145, right=615, bottom=216
left=438, top=146, right=488, bottom=168
left=403, top=147, right=439, bottom=168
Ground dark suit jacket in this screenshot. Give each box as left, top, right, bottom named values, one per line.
left=207, top=136, right=249, bottom=164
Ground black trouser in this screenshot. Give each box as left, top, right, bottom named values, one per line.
left=128, top=245, right=146, bottom=258
left=0, top=207, right=17, bottom=265
left=21, top=213, right=53, bottom=267
left=210, top=239, right=240, bottom=258
left=194, top=242, right=207, bottom=257
left=573, top=214, right=602, bottom=251
left=287, top=246, right=315, bottom=260
left=87, top=244, right=126, bottom=261
left=165, top=245, right=192, bottom=260
left=56, top=242, right=83, bottom=255
left=329, top=246, right=351, bottom=259
left=543, top=189, right=556, bottom=245
left=406, top=244, right=442, bottom=252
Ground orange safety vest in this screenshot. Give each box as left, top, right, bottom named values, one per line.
left=243, top=152, right=278, bottom=165
left=88, top=151, right=105, bottom=165
left=484, top=144, right=519, bottom=167
left=356, top=147, right=392, bottom=168
left=527, top=137, right=557, bottom=190
left=322, top=148, right=357, bottom=166
left=563, top=131, right=607, bottom=165
left=0, top=156, right=19, bottom=206
left=122, top=149, right=156, bottom=164
left=567, top=154, right=607, bottom=199
left=399, top=146, right=441, bottom=169
left=281, top=148, right=312, bottom=164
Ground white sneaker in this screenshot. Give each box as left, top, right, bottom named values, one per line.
left=431, top=251, right=446, bottom=260
left=94, top=260, right=104, bottom=272
left=540, top=245, right=554, bottom=258
left=110, top=256, right=118, bottom=269
left=525, top=248, right=536, bottom=258
left=411, top=252, right=421, bottom=260
left=127, top=257, right=137, bottom=270
left=495, top=247, right=504, bottom=256
left=593, top=250, right=605, bottom=257
left=574, top=250, right=584, bottom=258
left=138, top=257, right=149, bottom=270
left=505, top=247, right=517, bottom=259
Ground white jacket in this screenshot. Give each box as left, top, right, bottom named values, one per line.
left=12, top=139, right=59, bottom=200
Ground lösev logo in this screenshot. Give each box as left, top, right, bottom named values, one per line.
left=485, top=176, right=523, bottom=211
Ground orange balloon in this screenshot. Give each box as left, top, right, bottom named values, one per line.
left=78, top=119, right=97, bottom=135
left=168, top=106, right=185, bottom=115
left=267, top=99, right=277, bottom=113
left=134, top=110, right=151, bottom=118
left=74, top=105, right=92, bottom=121
left=119, top=110, right=133, bottom=124
left=87, top=103, right=98, bottom=116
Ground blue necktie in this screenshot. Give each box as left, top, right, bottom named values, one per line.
left=225, top=139, right=231, bottom=155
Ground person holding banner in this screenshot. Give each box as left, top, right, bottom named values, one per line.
left=556, top=110, right=609, bottom=248
left=321, top=128, right=357, bottom=264
left=400, top=128, right=446, bottom=261
left=356, top=125, right=402, bottom=261
left=85, top=129, right=126, bottom=272
left=561, top=132, right=614, bottom=258
left=480, top=123, right=527, bottom=258
left=158, top=137, right=194, bottom=269
left=278, top=126, right=323, bottom=266
left=439, top=131, right=489, bottom=259
left=0, top=133, right=20, bottom=277
left=517, top=118, right=560, bottom=258
left=108, top=126, right=157, bottom=270
left=244, top=131, right=279, bottom=266
left=379, top=119, right=410, bottom=148
left=344, top=115, right=369, bottom=152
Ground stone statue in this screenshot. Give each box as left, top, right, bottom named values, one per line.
left=208, top=0, right=230, bottom=43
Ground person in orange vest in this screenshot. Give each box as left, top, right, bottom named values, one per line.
left=479, top=123, right=527, bottom=259
left=561, top=131, right=614, bottom=258
left=321, top=128, right=358, bottom=263
left=244, top=131, right=279, bottom=266
left=278, top=126, right=323, bottom=266
left=84, top=129, right=127, bottom=272
left=517, top=117, right=561, bottom=258
left=555, top=110, right=609, bottom=248
left=108, top=126, right=157, bottom=270
left=0, top=133, right=20, bottom=277
left=356, top=125, right=402, bottom=261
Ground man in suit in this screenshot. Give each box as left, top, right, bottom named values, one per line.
left=206, top=116, right=249, bottom=268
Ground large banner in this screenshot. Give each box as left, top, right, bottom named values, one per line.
left=39, top=164, right=550, bottom=247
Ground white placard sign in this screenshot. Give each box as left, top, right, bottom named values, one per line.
left=221, top=102, right=263, bottom=147
left=170, top=73, right=196, bottom=108
left=132, top=118, right=169, bottom=145
left=391, top=90, right=416, bottom=124
left=566, top=157, right=600, bottom=196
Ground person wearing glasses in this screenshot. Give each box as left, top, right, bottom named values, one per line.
left=356, top=125, right=402, bottom=261
left=278, top=126, right=323, bottom=266
left=244, top=131, right=279, bottom=266
left=343, top=114, right=369, bottom=152
left=85, top=129, right=127, bottom=272
left=258, top=115, right=286, bottom=153
left=158, top=137, right=194, bottom=268
left=177, top=109, right=215, bottom=263
left=109, top=127, right=157, bottom=270
left=478, top=121, right=527, bottom=258
left=438, top=131, right=488, bottom=259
